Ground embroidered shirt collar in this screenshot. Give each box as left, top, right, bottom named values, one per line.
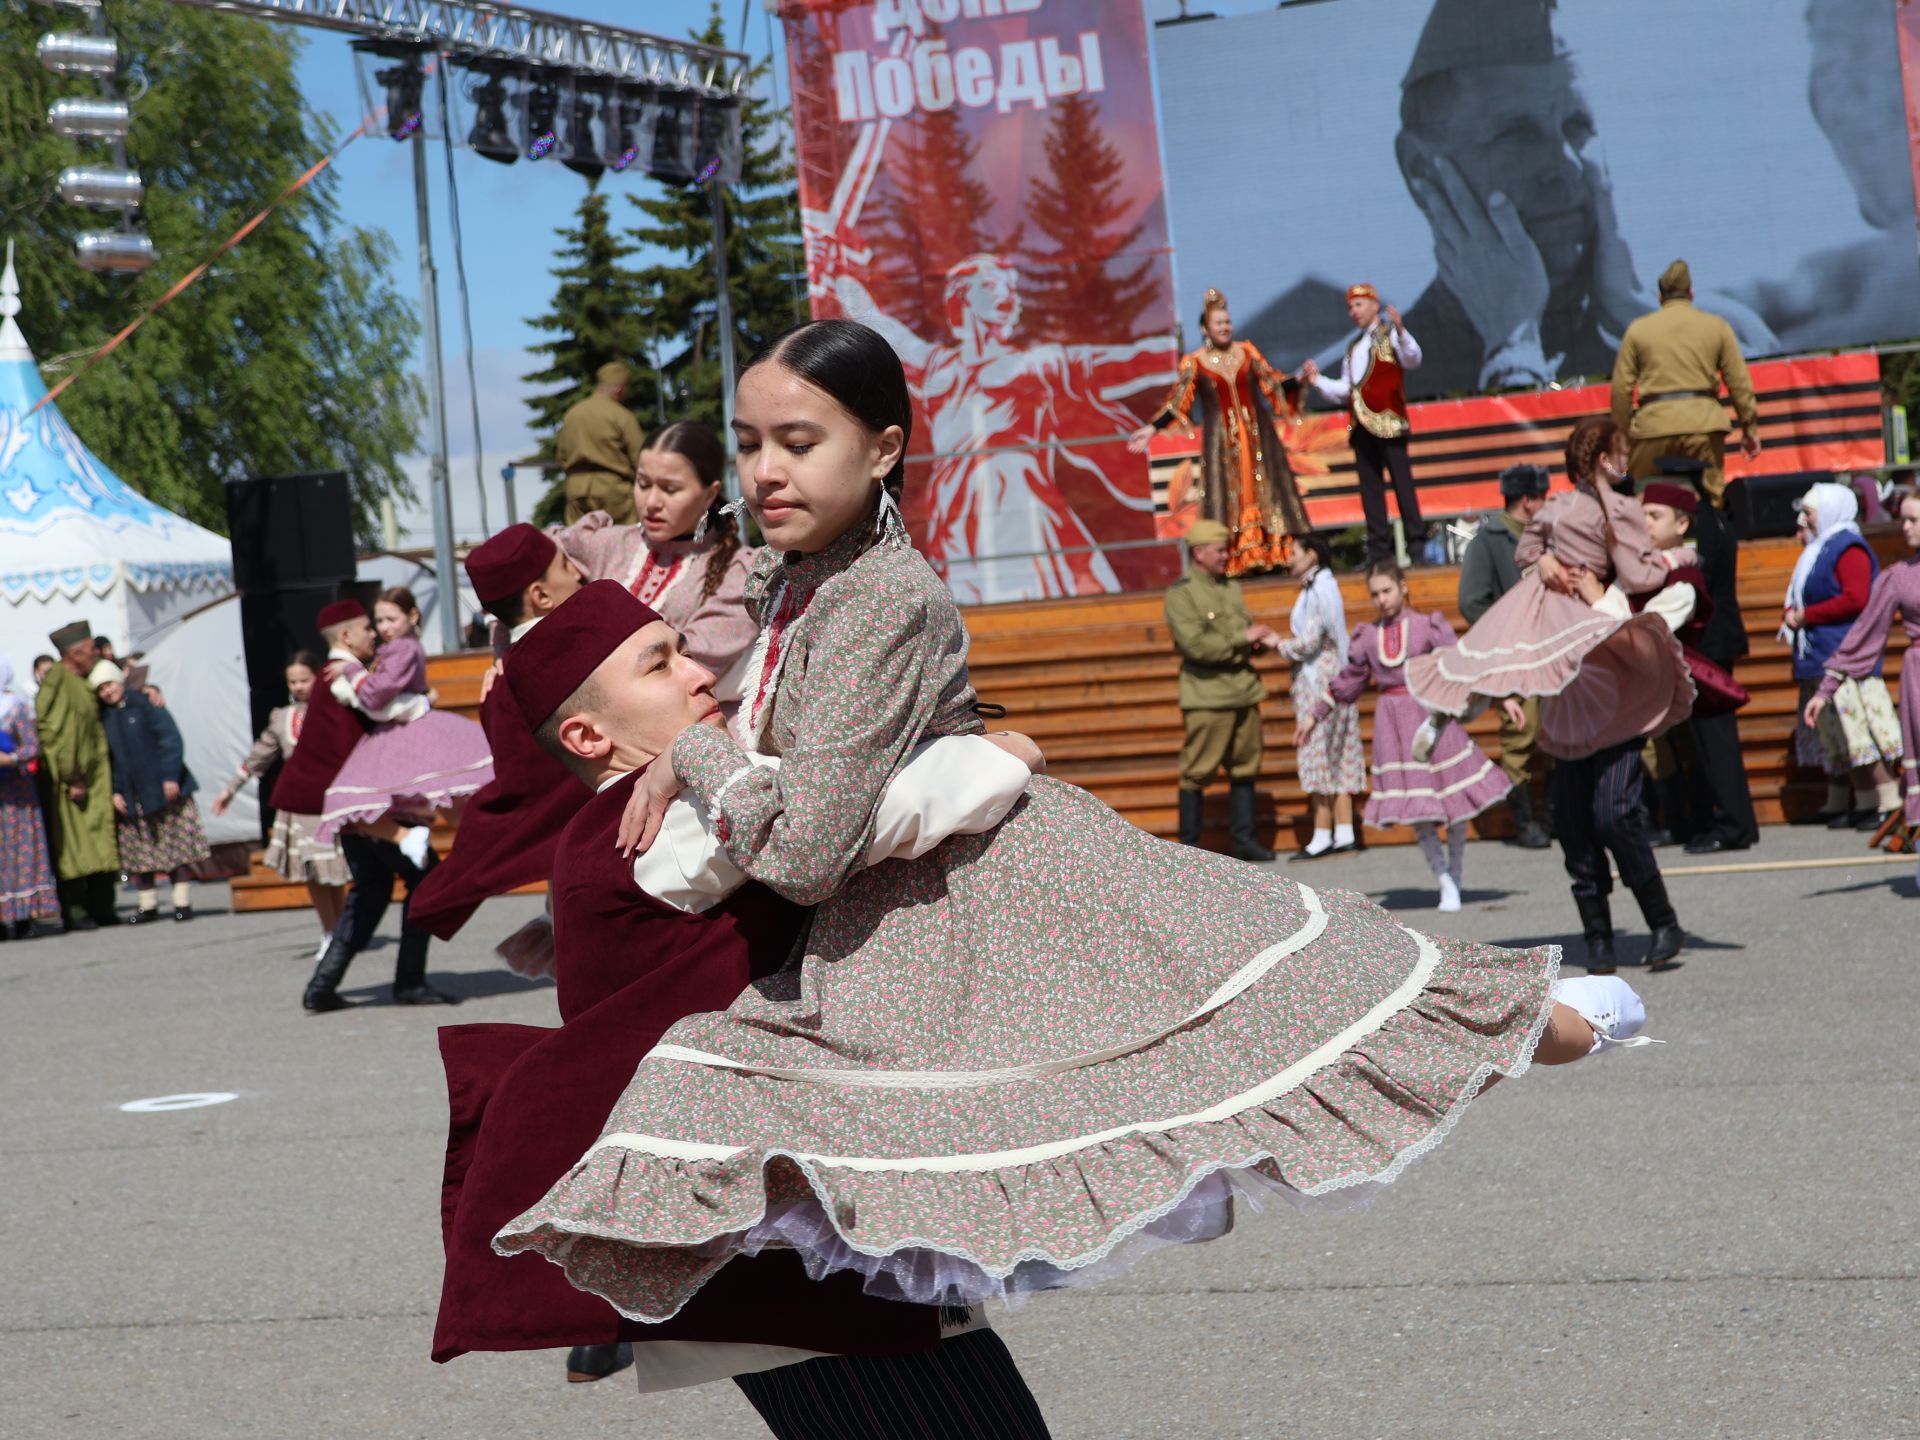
left=778, top=508, right=883, bottom=596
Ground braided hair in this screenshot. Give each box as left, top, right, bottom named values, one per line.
left=1563, top=415, right=1624, bottom=554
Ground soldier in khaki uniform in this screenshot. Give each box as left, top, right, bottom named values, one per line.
left=554, top=361, right=646, bottom=524
left=1165, top=519, right=1280, bottom=861
left=1611, top=260, right=1761, bottom=507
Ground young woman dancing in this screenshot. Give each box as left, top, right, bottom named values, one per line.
left=1407, top=417, right=1693, bottom=973
left=1300, top=561, right=1510, bottom=911
left=494, top=322, right=1649, bottom=1321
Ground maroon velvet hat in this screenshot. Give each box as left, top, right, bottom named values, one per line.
left=466, top=524, right=558, bottom=606
left=1641, top=482, right=1698, bottom=516
left=506, top=580, right=661, bottom=730
left=316, top=599, right=367, bottom=631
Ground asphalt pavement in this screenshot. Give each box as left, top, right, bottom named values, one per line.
left=3, top=826, right=1914, bottom=1439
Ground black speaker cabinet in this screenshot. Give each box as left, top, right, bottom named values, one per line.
left=224, top=471, right=356, bottom=593
left=1725, top=472, right=1819, bottom=541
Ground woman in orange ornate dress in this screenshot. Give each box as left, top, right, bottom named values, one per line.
left=1130, top=288, right=1310, bottom=575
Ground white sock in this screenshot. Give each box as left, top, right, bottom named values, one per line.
left=1874, top=779, right=1901, bottom=813
left=1304, top=827, right=1333, bottom=856
left=399, top=825, right=432, bottom=866
left=171, top=880, right=191, bottom=910
left=1333, top=823, right=1355, bottom=848
left=315, top=935, right=332, bottom=959
left=1447, top=822, right=1467, bottom=886
left=1437, top=874, right=1462, bottom=912
left=137, top=888, right=158, bottom=913
left=1550, top=975, right=1653, bottom=1056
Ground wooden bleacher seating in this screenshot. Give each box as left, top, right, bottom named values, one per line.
left=232, top=529, right=1909, bottom=910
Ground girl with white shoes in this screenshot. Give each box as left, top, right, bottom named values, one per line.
left=1299, top=561, right=1511, bottom=912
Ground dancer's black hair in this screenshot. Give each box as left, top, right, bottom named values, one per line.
left=743, top=319, right=914, bottom=500
left=645, top=418, right=738, bottom=599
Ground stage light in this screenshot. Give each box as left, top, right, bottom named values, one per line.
left=466, top=74, right=516, bottom=164
left=57, top=167, right=143, bottom=208
left=74, top=231, right=155, bottom=273
left=607, top=91, right=648, bottom=173
left=374, top=58, right=424, bottom=140
left=48, top=97, right=130, bottom=139
left=562, top=83, right=604, bottom=181
left=36, top=32, right=118, bottom=74
left=648, top=92, right=692, bottom=181
left=524, top=77, right=559, bottom=160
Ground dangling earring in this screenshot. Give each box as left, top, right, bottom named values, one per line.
left=874, top=485, right=909, bottom=547
left=719, top=496, right=750, bottom=526
left=692, top=507, right=712, bottom=544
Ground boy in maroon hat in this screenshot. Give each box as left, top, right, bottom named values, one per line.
left=407, top=525, right=585, bottom=950
left=435, top=581, right=1052, bottom=1435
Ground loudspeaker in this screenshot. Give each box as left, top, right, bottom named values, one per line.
left=238, top=586, right=334, bottom=742
left=224, top=471, right=356, bottom=593
left=1725, top=472, right=1818, bottom=541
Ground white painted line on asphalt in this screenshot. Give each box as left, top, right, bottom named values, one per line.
left=118, top=1093, right=239, bottom=1113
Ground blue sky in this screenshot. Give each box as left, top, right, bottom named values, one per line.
left=286, top=0, right=1233, bottom=542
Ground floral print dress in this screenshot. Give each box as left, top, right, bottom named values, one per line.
left=496, top=524, right=1562, bottom=1320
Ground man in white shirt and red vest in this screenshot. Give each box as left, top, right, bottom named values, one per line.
left=1302, top=284, right=1429, bottom=566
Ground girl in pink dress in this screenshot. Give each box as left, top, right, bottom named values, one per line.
left=317, top=587, right=494, bottom=863
left=553, top=420, right=760, bottom=718
left=1409, top=418, right=1693, bottom=973
left=1302, top=561, right=1511, bottom=912
left=1805, top=486, right=1920, bottom=878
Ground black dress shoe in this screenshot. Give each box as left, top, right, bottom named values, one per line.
left=1646, top=827, right=1676, bottom=848
left=392, top=984, right=460, bottom=1006
left=1325, top=839, right=1361, bottom=855
left=303, top=988, right=351, bottom=1014
left=1683, top=835, right=1749, bottom=856
left=1854, top=808, right=1896, bottom=832
left=1827, top=809, right=1866, bottom=830
left=173, top=907, right=193, bottom=923
left=1791, top=808, right=1848, bottom=827
left=566, top=1342, right=634, bottom=1384
left=1288, top=845, right=1333, bottom=863
left=129, top=908, right=161, bottom=925
left=64, top=916, right=98, bottom=933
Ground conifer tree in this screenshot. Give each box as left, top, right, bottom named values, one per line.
left=1019, top=93, right=1160, bottom=343
left=856, top=103, right=1006, bottom=328
left=627, top=5, right=806, bottom=429
left=522, top=190, right=652, bottom=522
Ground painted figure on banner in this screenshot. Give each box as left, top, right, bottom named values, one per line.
left=1373, top=0, right=1777, bottom=395
left=1730, top=0, right=1920, bottom=352
left=1129, top=289, right=1308, bottom=576
left=819, top=244, right=1171, bottom=605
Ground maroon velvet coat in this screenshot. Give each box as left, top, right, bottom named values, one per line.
left=431, top=769, right=942, bottom=1363
left=266, top=680, right=369, bottom=815
left=409, top=679, right=586, bottom=939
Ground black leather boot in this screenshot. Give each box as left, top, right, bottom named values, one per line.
left=1573, top=892, right=1616, bottom=974
left=1227, top=781, right=1275, bottom=863
left=1630, top=875, right=1685, bottom=971
left=1506, top=784, right=1551, bottom=849
left=1177, top=789, right=1204, bottom=847
left=566, top=1342, right=634, bottom=1384
left=391, top=923, right=458, bottom=1006
left=303, top=939, right=356, bottom=1013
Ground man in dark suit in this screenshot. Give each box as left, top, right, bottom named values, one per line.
left=1662, top=457, right=1758, bottom=852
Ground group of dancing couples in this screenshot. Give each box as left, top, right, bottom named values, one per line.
left=421, top=319, right=1658, bottom=1437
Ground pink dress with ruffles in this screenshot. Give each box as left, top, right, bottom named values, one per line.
left=1406, top=487, right=1694, bottom=759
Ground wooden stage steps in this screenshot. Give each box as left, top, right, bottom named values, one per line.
left=230, top=529, right=1909, bottom=911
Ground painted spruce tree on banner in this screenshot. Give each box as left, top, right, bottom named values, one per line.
left=627, top=5, right=806, bottom=432
left=1020, top=93, right=1161, bottom=346
left=0, top=0, right=420, bottom=537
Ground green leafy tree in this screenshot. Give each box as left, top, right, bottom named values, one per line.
left=1019, top=93, right=1160, bottom=343
left=0, top=0, right=420, bottom=537
left=627, top=4, right=806, bottom=430
left=522, top=190, right=651, bottom=523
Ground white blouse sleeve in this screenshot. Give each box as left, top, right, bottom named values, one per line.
left=633, top=739, right=1031, bottom=913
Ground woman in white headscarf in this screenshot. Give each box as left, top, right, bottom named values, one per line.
left=1277, top=533, right=1365, bottom=858
left=0, top=658, right=60, bottom=938
left=1782, top=482, right=1904, bottom=827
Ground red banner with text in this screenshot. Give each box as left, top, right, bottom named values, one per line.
left=779, top=0, right=1181, bottom=604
